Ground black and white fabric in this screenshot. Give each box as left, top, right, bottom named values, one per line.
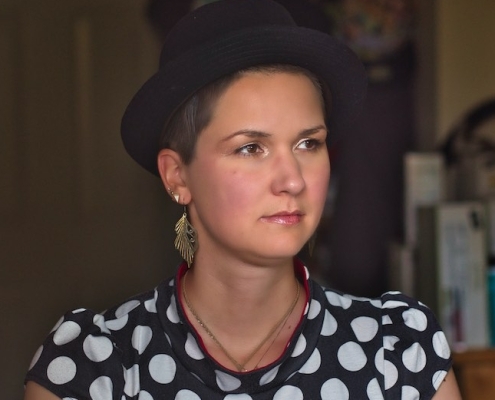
left=26, top=260, right=452, bottom=399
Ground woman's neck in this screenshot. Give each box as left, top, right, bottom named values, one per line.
left=179, top=257, right=306, bottom=372
left=185, top=257, right=297, bottom=323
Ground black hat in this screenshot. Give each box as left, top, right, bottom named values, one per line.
left=121, top=0, right=367, bottom=175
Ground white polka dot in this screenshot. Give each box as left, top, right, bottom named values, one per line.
left=132, top=326, right=153, bottom=355
left=47, top=356, right=77, bottom=385
left=303, top=302, right=309, bottom=315
left=149, top=354, right=176, bottom=384
left=92, top=315, right=110, bottom=334
left=300, top=349, right=321, bottom=374
left=366, top=378, right=384, bottom=400
left=274, top=385, right=303, bottom=400
left=368, top=299, right=383, bottom=308
left=166, top=295, right=180, bottom=323
left=165, top=332, right=171, bottom=346
left=382, top=315, right=393, bottom=325
left=115, top=300, right=140, bottom=318
left=145, top=299, right=157, bottom=313
left=215, top=370, right=241, bottom=391
left=374, top=348, right=384, bottom=374
left=321, top=310, right=338, bottom=336
left=344, top=295, right=381, bottom=308
left=325, top=291, right=352, bottom=309
left=62, top=397, right=77, bottom=400
left=432, top=331, right=451, bottom=359
left=89, top=376, right=113, bottom=400
left=124, top=365, right=140, bottom=397
left=401, top=385, right=420, bottom=400
left=402, top=343, right=426, bottom=373
left=351, top=317, right=379, bottom=342
left=106, top=314, right=128, bottom=331
left=384, top=360, right=398, bottom=390
left=145, top=291, right=158, bottom=313
left=337, top=342, right=367, bottom=371
left=320, top=378, right=349, bottom=400
left=138, top=391, right=154, bottom=400
left=53, top=321, right=81, bottom=346
left=260, top=365, right=280, bottom=385
left=308, top=300, right=321, bottom=319
left=224, top=395, right=253, bottom=400
left=383, top=336, right=400, bottom=351
left=291, top=334, right=306, bottom=357
left=83, top=335, right=114, bottom=362
left=51, top=316, right=64, bottom=333
left=403, top=309, right=428, bottom=331
left=432, top=370, right=448, bottom=389
left=175, top=390, right=201, bottom=400
left=382, top=300, right=409, bottom=309
left=29, top=346, right=43, bottom=370
left=303, top=266, right=310, bottom=280
left=185, top=333, right=204, bottom=360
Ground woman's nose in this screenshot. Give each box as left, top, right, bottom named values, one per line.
left=270, top=152, right=305, bottom=196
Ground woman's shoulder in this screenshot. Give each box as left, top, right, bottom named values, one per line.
left=314, top=283, right=452, bottom=359
left=61, top=281, right=166, bottom=336
left=316, top=283, right=439, bottom=323
left=313, top=283, right=452, bottom=396
left=25, top=279, right=175, bottom=399
left=36, top=278, right=174, bottom=352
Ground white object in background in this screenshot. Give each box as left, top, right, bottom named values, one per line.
left=404, top=153, right=446, bottom=247
left=417, top=202, right=489, bottom=350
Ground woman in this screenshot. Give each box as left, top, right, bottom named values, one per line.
left=24, top=1, right=461, bottom=399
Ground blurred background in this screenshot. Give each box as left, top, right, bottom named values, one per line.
left=1, top=0, right=495, bottom=398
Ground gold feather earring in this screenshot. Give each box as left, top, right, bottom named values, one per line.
left=169, top=189, right=198, bottom=267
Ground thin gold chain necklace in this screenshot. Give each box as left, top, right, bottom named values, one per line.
left=181, top=271, right=301, bottom=372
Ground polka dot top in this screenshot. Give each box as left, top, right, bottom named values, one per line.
left=26, top=260, right=452, bottom=399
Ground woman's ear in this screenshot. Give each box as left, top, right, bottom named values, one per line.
left=157, top=149, right=191, bottom=204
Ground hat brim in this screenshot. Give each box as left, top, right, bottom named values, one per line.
left=121, top=26, right=367, bottom=175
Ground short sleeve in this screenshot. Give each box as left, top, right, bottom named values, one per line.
left=380, top=292, right=452, bottom=399
left=25, top=309, right=124, bottom=400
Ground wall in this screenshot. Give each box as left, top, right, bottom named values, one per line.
left=436, top=0, right=495, bottom=138
left=416, top=0, right=495, bottom=148
left=0, top=1, right=181, bottom=399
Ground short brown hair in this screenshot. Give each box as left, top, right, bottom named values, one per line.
left=159, top=64, right=330, bottom=164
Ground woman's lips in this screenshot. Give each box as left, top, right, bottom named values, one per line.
left=261, top=211, right=303, bottom=225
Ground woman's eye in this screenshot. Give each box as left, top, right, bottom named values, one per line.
left=237, top=143, right=262, bottom=155
left=297, top=138, right=323, bottom=151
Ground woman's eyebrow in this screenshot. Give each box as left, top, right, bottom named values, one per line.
left=222, top=125, right=327, bottom=142
left=221, top=130, right=271, bottom=142
left=297, top=125, right=327, bottom=137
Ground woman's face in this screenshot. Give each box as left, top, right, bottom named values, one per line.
left=182, top=71, right=330, bottom=265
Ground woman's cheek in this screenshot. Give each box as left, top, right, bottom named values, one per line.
left=222, top=172, right=261, bottom=207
